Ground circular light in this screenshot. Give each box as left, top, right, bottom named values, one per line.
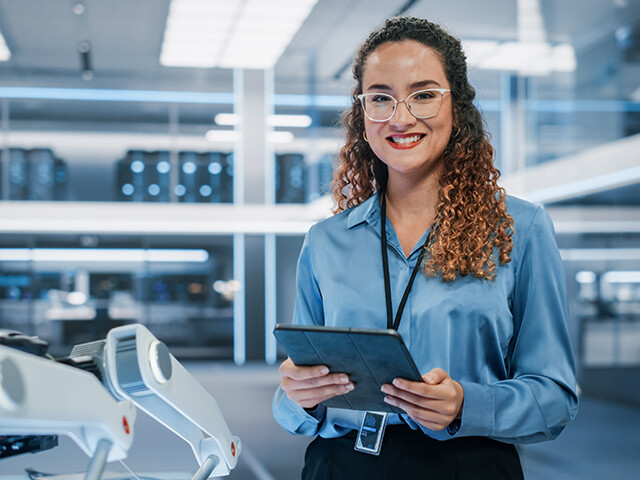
left=121, top=183, right=134, bottom=196
left=73, top=3, right=85, bottom=15
left=182, top=161, right=197, bottom=174
left=199, top=185, right=212, bottom=197
left=174, top=184, right=186, bottom=196
left=208, top=162, right=222, bottom=175
left=148, top=184, right=160, bottom=196
left=131, top=160, right=145, bottom=173
left=157, top=161, right=171, bottom=174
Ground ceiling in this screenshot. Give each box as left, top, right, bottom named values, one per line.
left=0, top=0, right=639, bottom=209
left=0, top=0, right=638, bottom=95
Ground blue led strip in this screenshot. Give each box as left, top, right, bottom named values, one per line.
left=1, top=87, right=639, bottom=113
left=0, top=87, right=235, bottom=104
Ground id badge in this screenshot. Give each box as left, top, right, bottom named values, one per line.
left=354, top=411, right=388, bottom=455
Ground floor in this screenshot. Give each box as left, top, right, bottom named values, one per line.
left=0, top=362, right=638, bottom=479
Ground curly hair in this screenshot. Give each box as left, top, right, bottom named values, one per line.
left=331, top=16, right=513, bottom=281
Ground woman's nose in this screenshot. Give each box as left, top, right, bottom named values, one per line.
left=389, top=100, right=416, bottom=127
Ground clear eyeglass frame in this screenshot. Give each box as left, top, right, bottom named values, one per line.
left=356, top=88, right=451, bottom=122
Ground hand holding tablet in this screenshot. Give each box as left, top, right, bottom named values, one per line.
left=274, top=324, right=423, bottom=413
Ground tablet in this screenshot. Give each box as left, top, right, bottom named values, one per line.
left=273, top=324, right=423, bottom=413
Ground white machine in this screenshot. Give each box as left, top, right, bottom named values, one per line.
left=0, top=343, right=136, bottom=480
left=0, top=324, right=241, bottom=480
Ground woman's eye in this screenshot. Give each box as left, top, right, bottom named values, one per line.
left=370, top=95, right=392, bottom=103
left=414, top=91, right=435, bottom=100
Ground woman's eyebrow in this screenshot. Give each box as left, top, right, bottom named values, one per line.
left=363, top=83, right=392, bottom=92
left=408, top=79, right=442, bottom=89
left=363, top=79, right=442, bottom=92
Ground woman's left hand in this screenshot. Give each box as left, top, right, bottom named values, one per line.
left=381, top=367, right=464, bottom=431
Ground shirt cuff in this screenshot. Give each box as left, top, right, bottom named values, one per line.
left=455, top=381, right=494, bottom=437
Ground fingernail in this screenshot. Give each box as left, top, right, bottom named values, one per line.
left=319, top=367, right=329, bottom=375
left=339, top=375, right=349, bottom=383
left=345, top=383, right=354, bottom=391
left=392, top=378, right=401, bottom=386
left=381, top=385, right=390, bottom=393
left=383, top=396, right=392, bottom=404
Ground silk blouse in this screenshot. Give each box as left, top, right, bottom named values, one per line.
left=272, top=192, right=579, bottom=444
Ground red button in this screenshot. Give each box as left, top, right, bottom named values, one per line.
left=123, top=416, right=130, bottom=434
left=231, top=442, right=236, bottom=457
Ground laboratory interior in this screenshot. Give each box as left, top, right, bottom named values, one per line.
left=0, top=0, right=639, bottom=479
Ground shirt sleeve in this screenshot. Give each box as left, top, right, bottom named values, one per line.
left=426, top=207, right=579, bottom=443
left=272, top=228, right=327, bottom=436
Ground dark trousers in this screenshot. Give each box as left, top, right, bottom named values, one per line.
left=302, top=425, right=524, bottom=480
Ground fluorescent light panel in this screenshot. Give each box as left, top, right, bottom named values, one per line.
left=560, top=248, right=640, bottom=262
left=0, top=248, right=209, bottom=263
left=0, top=27, right=10, bottom=61
left=463, top=40, right=576, bottom=75
left=602, top=271, right=640, bottom=284
left=205, top=129, right=294, bottom=144
left=160, top=0, right=319, bottom=69
left=214, top=113, right=312, bottom=127
left=575, top=271, right=597, bottom=284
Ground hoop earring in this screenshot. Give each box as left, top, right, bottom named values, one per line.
left=363, top=131, right=369, bottom=143
left=451, top=126, right=461, bottom=138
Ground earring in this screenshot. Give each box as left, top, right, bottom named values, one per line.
left=451, top=126, right=461, bottom=138
left=363, top=131, right=369, bottom=143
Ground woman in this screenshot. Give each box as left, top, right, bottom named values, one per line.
left=272, top=16, right=578, bottom=479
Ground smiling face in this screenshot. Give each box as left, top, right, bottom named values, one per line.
left=362, top=40, right=454, bottom=184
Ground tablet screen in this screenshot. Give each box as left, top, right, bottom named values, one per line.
left=274, top=324, right=422, bottom=413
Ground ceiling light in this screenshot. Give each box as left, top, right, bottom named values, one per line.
left=602, top=271, right=640, bottom=284
left=205, top=129, right=294, bottom=143
left=215, top=113, right=241, bottom=126
left=269, top=114, right=312, bottom=128
left=205, top=130, right=241, bottom=142
left=463, top=40, right=576, bottom=75
left=160, top=0, right=319, bottom=69
left=575, top=271, right=597, bottom=284
left=0, top=248, right=209, bottom=263
left=267, top=131, right=294, bottom=143
left=0, top=28, right=11, bottom=61
left=215, top=113, right=312, bottom=128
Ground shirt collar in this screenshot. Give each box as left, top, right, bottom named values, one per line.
left=347, top=191, right=381, bottom=229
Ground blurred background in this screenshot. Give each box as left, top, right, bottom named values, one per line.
left=0, top=0, right=638, bottom=478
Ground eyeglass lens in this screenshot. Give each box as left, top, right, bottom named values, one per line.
left=361, top=90, right=444, bottom=121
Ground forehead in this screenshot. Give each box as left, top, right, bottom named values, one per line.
left=362, top=40, right=448, bottom=88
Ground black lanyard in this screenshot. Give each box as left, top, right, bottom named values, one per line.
left=380, top=191, right=430, bottom=331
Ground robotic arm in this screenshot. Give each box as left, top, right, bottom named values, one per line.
left=66, top=324, right=241, bottom=479
left=1, top=324, right=241, bottom=480
left=0, top=343, right=136, bottom=480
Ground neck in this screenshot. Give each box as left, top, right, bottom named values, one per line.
left=384, top=168, right=441, bottom=224
left=382, top=169, right=442, bottom=257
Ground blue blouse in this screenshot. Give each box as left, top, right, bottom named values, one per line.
left=272, top=192, right=579, bottom=444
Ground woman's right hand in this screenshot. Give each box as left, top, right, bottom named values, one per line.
left=279, top=357, right=354, bottom=409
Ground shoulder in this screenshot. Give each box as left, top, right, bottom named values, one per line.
left=504, top=194, right=558, bottom=243
left=306, top=208, right=352, bottom=241
left=504, top=195, right=559, bottom=266
left=504, top=195, right=543, bottom=233
left=307, top=194, right=378, bottom=242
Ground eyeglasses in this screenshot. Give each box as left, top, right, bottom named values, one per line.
left=357, top=88, right=451, bottom=122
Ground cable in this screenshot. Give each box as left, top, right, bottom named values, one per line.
left=118, top=459, right=145, bottom=480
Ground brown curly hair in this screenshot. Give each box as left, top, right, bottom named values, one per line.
left=332, top=17, right=513, bottom=281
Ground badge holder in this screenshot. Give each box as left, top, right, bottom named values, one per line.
left=354, top=411, right=388, bottom=455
